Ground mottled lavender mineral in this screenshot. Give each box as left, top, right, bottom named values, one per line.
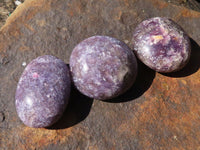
left=70, top=36, right=137, bottom=100
left=132, top=17, right=191, bottom=73
left=15, top=55, right=71, bottom=128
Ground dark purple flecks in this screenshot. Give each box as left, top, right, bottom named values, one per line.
left=70, top=36, right=137, bottom=100
left=15, top=55, right=71, bottom=128
left=132, top=17, right=191, bottom=73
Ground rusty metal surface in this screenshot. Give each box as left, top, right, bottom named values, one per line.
left=162, top=0, right=200, bottom=12
left=0, top=0, right=200, bottom=149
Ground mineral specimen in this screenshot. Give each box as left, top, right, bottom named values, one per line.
left=15, top=55, right=71, bottom=128
left=70, top=36, right=137, bottom=100
left=132, top=17, right=191, bottom=73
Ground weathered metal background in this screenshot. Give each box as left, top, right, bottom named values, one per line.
left=0, top=0, right=200, bottom=149
left=163, top=0, right=200, bottom=12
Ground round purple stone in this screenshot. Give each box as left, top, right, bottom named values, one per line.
left=70, top=36, right=137, bottom=100
left=132, top=17, right=191, bottom=73
left=15, top=55, right=71, bottom=128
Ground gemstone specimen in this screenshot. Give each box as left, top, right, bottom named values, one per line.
left=15, top=55, right=71, bottom=128
left=132, top=17, right=191, bottom=73
left=70, top=36, right=137, bottom=100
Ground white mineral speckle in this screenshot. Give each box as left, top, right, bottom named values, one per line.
left=124, top=40, right=129, bottom=44
left=24, top=96, right=33, bottom=107
left=82, top=61, right=89, bottom=73
left=22, top=62, right=27, bottom=67
left=142, top=45, right=151, bottom=58
left=15, top=0, right=22, bottom=6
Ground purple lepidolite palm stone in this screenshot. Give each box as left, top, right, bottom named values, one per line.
left=70, top=36, right=137, bottom=100
left=15, top=55, right=71, bottom=128
left=132, top=17, right=191, bottom=73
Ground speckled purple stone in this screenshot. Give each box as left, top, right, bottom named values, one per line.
left=132, top=17, right=191, bottom=73
left=15, top=55, right=71, bottom=128
left=70, top=36, right=137, bottom=100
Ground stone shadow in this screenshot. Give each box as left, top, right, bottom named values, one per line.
left=104, top=59, right=155, bottom=103
left=163, top=38, right=200, bottom=77
left=48, top=86, right=93, bottom=129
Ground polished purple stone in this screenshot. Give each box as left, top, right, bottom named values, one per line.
left=15, top=55, right=71, bottom=128
left=70, top=36, right=137, bottom=100
left=132, top=17, right=191, bottom=73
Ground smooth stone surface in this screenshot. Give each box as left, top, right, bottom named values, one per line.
left=132, top=17, right=191, bottom=73
left=15, top=55, right=71, bottom=128
left=70, top=36, right=137, bottom=100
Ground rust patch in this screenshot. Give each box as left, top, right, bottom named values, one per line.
left=150, top=0, right=168, bottom=9
left=23, top=8, right=40, bottom=21
left=24, top=23, right=35, bottom=32
left=123, top=0, right=131, bottom=7
left=116, top=70, right=200, bottom=149
left=0, top=35, right=8, bottom=54
left=7, top=23, right=21, bottom=38
left=181, top=8, right=200, bottom=18
left=173, top=6, right=200, bottom=21
left=66, top=0, right=86, bottom=17
left=1, top=0, right=51, bottom=32
left=36, top=19, right=46, bottom=27
left=19, top=45, right=30, bottom=52
left=17, top=127, right=72, bottom=149
left=113, top=7, right=122, bottom=20
left=89, top=145, right=99, bottom=150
